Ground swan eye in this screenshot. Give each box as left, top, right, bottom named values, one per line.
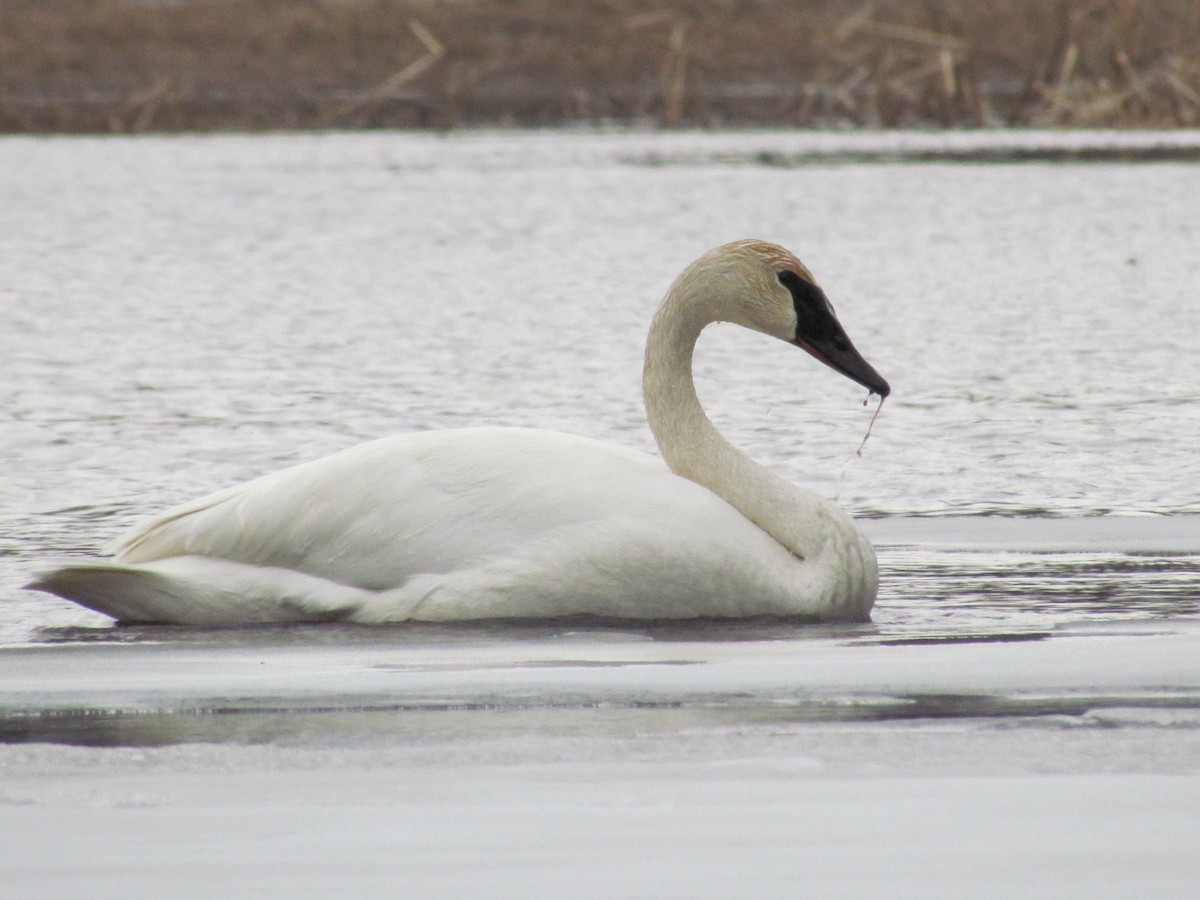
left=777, top=270, right=823, bottom=305
left=777, top=270, right=824, bottom=309
left=777, top=269, right=842, bottom=342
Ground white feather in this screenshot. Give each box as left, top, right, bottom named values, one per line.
left=30, top=240, right=885, bottom=624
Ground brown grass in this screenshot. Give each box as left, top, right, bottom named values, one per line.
left=2, top=0, right=1199, bottom=132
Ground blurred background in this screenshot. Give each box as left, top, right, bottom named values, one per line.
left=3, top=0, right=1199, bottom=133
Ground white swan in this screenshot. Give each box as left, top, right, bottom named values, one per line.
left=30, top=240, right=890, bottom=625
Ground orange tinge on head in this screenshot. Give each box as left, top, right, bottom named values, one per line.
left=730, top=239, right=816, bottom=284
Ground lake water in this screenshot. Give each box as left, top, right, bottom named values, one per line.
left=1, top=129, right=1199, bottom=897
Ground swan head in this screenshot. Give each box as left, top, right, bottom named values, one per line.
left=690, top=240, right=890, bottom=398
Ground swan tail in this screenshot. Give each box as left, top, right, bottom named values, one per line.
left=27, top=557, right=366, bottom=626
left=105, top=485, right=239, bottom=562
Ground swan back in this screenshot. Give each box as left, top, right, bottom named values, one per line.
left=30, top=240, right=890, bottom=625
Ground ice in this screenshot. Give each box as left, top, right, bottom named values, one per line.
left=3, top=128, right=1199, bottom=896
left=2, top=619, right=1199, bottom=896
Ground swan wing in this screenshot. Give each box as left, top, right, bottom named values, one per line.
left=29, top=426, right=833, bottom=624
left=108, top=428, right=693, bottom=590
left=36, top=426, right=867, bottom=624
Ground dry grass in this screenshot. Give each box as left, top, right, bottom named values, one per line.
left=2, top=0, right=1199, bottom=132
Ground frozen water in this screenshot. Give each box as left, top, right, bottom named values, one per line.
left=1, top=129, right=1199, bottom=896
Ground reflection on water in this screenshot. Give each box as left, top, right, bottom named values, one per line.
left=3, top=132, right=1199, bottom=900
left=4, top=521, right=1195, bottom=749
left=876, top=547, right=1200, bottom=632
left=2, top=130, right=1199, bottom=650
left=17, top=518, right=1199, bottom=648
left=6, top=690, right=1200, bottom=749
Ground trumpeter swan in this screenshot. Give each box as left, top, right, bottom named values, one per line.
left=30, top=240, right=890, bottom=625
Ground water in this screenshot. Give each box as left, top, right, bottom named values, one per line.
left=2, top=129, right=1198, bottom=636
left=1, top=130, right=1199, bottom=896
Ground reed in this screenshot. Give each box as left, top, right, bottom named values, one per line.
left=2, top=0, right=1197, bottom=132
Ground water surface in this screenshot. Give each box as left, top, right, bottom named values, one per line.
left=1, top=130, right=1198, bottom=897
left=3, top=128, right=1198, bottom=637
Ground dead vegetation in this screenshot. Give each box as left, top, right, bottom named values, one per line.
left=2, top=0, right=1198, bottom=132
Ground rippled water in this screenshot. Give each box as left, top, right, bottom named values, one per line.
left=2, top=129, right=1198, bottom=641
left=2, top=130, right=1199, bottom=897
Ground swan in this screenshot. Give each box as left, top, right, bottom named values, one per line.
left=30, top=240, right=890, bottom=625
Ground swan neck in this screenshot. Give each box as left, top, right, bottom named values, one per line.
left=641, top=283, right=723, bottom=481
left=642, top=272, right=826, bottom=561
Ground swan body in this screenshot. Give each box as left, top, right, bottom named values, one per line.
left=31, top=240, right=890, bottom=625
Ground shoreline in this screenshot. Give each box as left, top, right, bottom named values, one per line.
left=5, top=124, right=1200, bottom=165
left=3, top=0, right=1199, bottom=134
